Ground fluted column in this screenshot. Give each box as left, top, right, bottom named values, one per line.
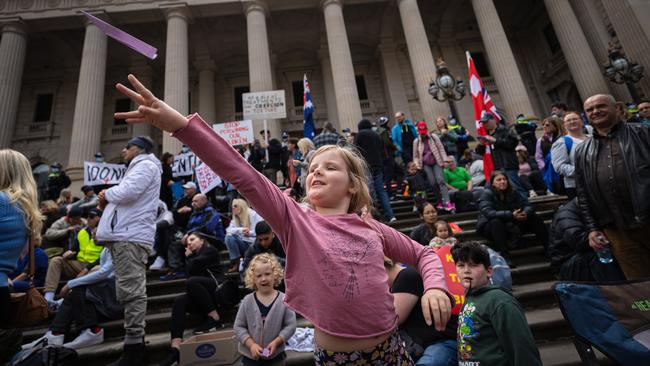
left=600, top=0, right=650, bottom=97
left=245, top=0, right=280, bottom=139
left=0, top=22, right=27, bottom=149
left=545, top=0, right=610, bottom=100
left=471, top=0, right=535, bottom=120
left=195, top=56, right=217, bottom=124
left=67, top=19, right=107, bottom=175
left=318, top=47, right=339, bottom=128
left=570, top=0, right=630, bottom=101
left=129, top=59, right=154, bottom=138
left=397, top=0, right=447, bottom=124
left=378, top=43, right=411, bottom=117
left=321, top=0, right=361, bottom=132
left=163, top=6, right=189, bottom=154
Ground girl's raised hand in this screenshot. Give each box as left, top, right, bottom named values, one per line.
left=421, top=288, right=452, bottom=332
left=114, top=74, right=188, bottom=133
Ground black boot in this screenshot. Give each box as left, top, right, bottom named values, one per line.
left=158, top=347, right=180, bottom=366
left=107, top=342, right=147, bottom=366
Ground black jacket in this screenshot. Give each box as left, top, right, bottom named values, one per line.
left=410, top=224, right=434, bottom=246
left=242, top=236, right=285, bottom=271
left=476, top=125, right=519, bottom=171
left=548, top=199, right=589, bottom=267
left=186, top=244, right=222, bottom=277
left=574, top=122, right=650, bottom=231
left=266, top=138, right=285, bottom=171
left=354, top=120, right=385, bottom=173
left=477, top=187, right=534, bottom=232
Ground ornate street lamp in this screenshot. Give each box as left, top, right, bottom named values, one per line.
left=603, top=38, right=644, bottom=103
left=428, top=58, right=466, bottom=124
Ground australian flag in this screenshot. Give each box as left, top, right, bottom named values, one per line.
left=303, top=74, right=315, bottom=139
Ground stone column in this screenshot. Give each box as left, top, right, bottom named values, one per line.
left=245, top=0, right=280, bottom=139
left=195, top=56, right=217, bottom=124
left=570, top=0, right=630, bottom=101
left=471, top=0, right=535, bottom=120
left=162, top=6, right=189, bottom=154
left=600, top=0, right=650, bottom=97
left=67, top=19, right=107, bottom=176
left=129, top=59, right=154, bottom=138
left=321, top=0, right=362, bottom=132
left=377, top=43, right=411, bottom=117
left=545, top=0, right=610, bottom=100
left=318, top=47, right=339, bottom=128
left=397, top=0, right=448, bottom=125
left=0, top=21, right=27, bottom=149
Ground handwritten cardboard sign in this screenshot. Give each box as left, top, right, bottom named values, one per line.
left=84, top=162, right=126, bottom=186
left=195, top=162, right=222, bottom=193
left=213, top=120, right=254, bottom=146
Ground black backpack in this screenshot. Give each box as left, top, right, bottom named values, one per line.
left=10, top=338, right=77, bottom=366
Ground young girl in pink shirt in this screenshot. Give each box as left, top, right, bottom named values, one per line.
left=115, top=75, right=452, bottom=365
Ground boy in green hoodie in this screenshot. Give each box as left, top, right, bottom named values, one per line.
left=452, top=241, right=542, bottom=366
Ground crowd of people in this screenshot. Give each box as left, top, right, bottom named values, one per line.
left=1, top=75, right=649, bottom=366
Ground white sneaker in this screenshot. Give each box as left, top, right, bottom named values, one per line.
left=528, top=190, right=538, bottom=198
left=389, top=217, right=397, bottom=223
left=22, top=331, right=64, bottom=350
left=149, top=256, right=166, bottom=270
left=63, top=328, right=104, bottom=350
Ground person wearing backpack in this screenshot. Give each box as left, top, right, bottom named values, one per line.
left=535, top=116, right=565, bottom=195
left=551, top=111, right=588, bottom=199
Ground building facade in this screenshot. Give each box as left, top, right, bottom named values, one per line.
left=0, top=0, right=648, bottom=182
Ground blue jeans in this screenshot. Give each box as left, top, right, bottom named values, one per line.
left=225, top=235, right=251, bottom=260
left=416, top=339, right=457, bottom=366
left=371, top=171, right=394, bottom=220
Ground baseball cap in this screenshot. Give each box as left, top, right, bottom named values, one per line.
left=416, top=121, right=428, bottom=134
left=81, top=185, right=94, bottom=193
left=68, top=206, right=83, bottom=218
left=88, top=208, right=103, bottom=218
left=182, top=182, right=197, bottom=189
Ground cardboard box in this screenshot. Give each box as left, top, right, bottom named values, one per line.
left=179, top=330, right=242, bottom=366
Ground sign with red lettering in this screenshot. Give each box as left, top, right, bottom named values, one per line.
left=212, top=120, right=254, bottom=146
left=195, top=162, right=222, bottom=193
left=434, top=245, right=465, bottom=315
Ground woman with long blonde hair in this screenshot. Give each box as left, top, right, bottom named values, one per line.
left=225, top=198, right=264, bottom=272
left=0, top=149, right=43, bottom=327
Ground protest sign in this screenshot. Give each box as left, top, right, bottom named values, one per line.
left=242, top=91, right=287, bottom=120
left=434, top=245, right=465, bottom=315
left=195, top=162, right=222, bottom=193
left=213, top=120, right=254, bottom=146
left=84, top=162, right=127, bottom=186
left=172, top=152, right=198, bottom=177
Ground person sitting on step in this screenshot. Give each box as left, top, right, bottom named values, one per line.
left=241, top=221, right=285, bottom=274
left=225, top=198, right=263, bottom=273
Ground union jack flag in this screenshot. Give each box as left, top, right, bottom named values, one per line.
left=303, top=74, right=315, bottom=139
left=467, top=51, right=500, bottom=180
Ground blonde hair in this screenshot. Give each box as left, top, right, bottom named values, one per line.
left=297, top=138, right=315, bottom=156
left=56, top=188, right=72, bottom=205
left=543, top=116, right=566, bottom=136
left=244, top=253, right=284, bottom=290
left=0, top=149, right=43, bottom=241
left=303, top=145, right=373, bottom=215
left=40, top=200, right=58, bottom=214
left=231, top=198, right=251, bottom=228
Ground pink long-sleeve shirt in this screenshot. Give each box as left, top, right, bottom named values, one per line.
left=174, top=115, right=451, bottom=338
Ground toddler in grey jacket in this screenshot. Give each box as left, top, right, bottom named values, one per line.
left=234, top=253, right=296, bottom=365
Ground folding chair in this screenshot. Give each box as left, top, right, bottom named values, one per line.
left=554, top=279, right=650, bottom=365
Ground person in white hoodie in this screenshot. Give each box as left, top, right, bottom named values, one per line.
left=96, top=136, right=161, bottom=366
left=225, top=198, right=263, bottom=272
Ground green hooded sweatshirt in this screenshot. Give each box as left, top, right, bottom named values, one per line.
left=457, top=285, right=542, bottom=366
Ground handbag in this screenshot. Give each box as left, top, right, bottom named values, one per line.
left=9, top=235, right=49, bottom=328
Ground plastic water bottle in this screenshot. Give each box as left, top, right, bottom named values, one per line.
left=597, top=244, right=614, bottom=264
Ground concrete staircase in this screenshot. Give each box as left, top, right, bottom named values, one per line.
left=18, top=195, right=612, bottom=365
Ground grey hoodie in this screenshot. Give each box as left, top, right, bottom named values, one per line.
left=96, top=153, right=162, bottom=245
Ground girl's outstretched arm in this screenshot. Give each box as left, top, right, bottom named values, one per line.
left=115, top=74, right=300, bottom=246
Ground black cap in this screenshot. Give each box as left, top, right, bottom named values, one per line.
left=189, top=227, right=221, bottom=246
left=127, top=136, right=154, bottom=153
left=88, top=208, right=102, bottom=218
left=81, top=185, right=94, bottom=193
left=68, top=206, right=83, bottom=218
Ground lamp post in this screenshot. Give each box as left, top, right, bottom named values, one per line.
left=603, top=38, right=645, bottom=103
left=428, top=57, right=466, bottom=125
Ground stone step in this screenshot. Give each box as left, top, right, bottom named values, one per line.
left=538, top=339, right=613, bottom=366
left=69, top=306, right=575, bottom=366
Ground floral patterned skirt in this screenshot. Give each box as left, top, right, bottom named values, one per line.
left=313, top=329, right=414, bottom=366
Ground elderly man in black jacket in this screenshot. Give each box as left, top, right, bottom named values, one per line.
left=475, top=114, right=528, bottom=200
left=574, top=94, right=650, bottom=279
left=549, top=199, right=625, bottom=282
left=354, top=119, right=396, bottom=222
